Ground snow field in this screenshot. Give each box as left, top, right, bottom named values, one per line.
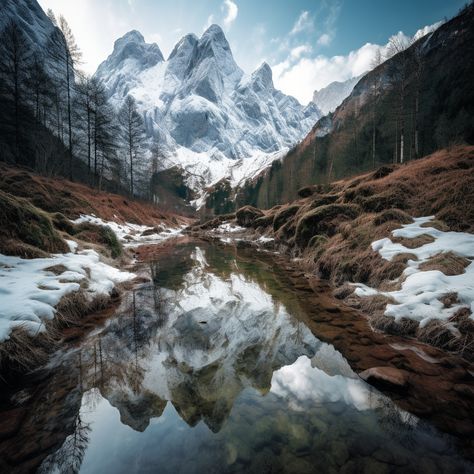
left=354, top=216, right=474, bottom=327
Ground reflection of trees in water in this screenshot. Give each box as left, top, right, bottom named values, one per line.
left=39, top=414, right=91, bottom=474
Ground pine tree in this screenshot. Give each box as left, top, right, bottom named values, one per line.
left=0, top=20, right=31, bottom=164
left=47, top=15, right=82, bottom=180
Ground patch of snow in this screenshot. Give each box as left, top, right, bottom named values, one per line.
left=257, top=235, right=274, bottom=243
left=0, top=249, right=134, bottom=342
left=216, top=223, right=245, bottom=233
left=354, top=216, right=474, bottom=327
left=72, top=215, right=184, bottom=247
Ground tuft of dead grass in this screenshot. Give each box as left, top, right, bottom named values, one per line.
left=392, top=234, right=435, bottom=249
left=0, top=289, right=117, bottom=375
left=0, top=189, right=69, bottom=257
left=374, top=209, right=413, bottom=226
left=273, top=205, right=300, bottom=231
left=295, top=203, right=360, bottom=247
left=73, top=222, right=122, bottom=259
left=419, top=252, right=470, bottom=276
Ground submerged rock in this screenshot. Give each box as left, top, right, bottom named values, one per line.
left=359, top=367, right=409, bottom=388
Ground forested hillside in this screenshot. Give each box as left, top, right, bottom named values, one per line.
left=0, top=1, right=153, bottom=201
left=231, top=4, right=474, bottom=210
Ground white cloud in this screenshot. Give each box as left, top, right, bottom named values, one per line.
left=290, top=44, right=312, bottom=59
left=222, top=0, right=238, bottom=29
left=317, top=33, right=332, bottom=46
left=273, top=21, right=443, bottom=105
left=290, top=11, right=313, bottom=36
left=147, top=33, right=163, bottom=45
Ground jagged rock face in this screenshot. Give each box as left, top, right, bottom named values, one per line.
left=94, top=25, right=321, bottom=197
left=312, top=76, right=361, bottom=115
left=0, top=0, right=56, bottom=49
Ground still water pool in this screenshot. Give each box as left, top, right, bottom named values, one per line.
left=3, top=243, right=472, bottom=473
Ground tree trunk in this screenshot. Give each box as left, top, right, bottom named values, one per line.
left=66, top=51, right=73, bottom=180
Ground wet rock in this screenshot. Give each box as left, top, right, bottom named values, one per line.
left=362, top=457, right=391, bottom=474
left=372, top=447, right=410, bottom=466
left=453, top=383, right=474, bottom=399
left=359, top=367, right=409, bottom=388
left=0, top=407, right=26, bottom=440
left=330, top=440, right=349, bottom=466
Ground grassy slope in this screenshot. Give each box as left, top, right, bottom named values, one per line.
left=0, top=163, right=189, bottom=258
left=0, top=164, right=190, bottom=375
left=209, top=146, right=474, bottom=358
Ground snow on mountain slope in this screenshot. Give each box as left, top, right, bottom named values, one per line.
left=0, top=0, right=56, bottom=49
left=312, top=76, right=362, bottom=115
left=95, top=25, right=321, bottom=203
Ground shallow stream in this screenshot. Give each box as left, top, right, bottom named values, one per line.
left=0, top=243, right=472, bottom=473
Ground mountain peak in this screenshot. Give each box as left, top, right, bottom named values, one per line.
left=250, top=62, right=273, bottom=90
left=95, top=29, right=164, bottom=83
left=201, top=24, right=226, bottom=41
left=168, top=33, right=198, bottom=61
left=114, top=30, right=145, bottom=49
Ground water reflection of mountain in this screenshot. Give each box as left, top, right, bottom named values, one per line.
left=78, top=245, right=323, bottom=433
left=2, top=243, right=472, bottom=474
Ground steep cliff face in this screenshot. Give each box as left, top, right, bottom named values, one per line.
left=235, top=5, right=474, bottom=210
left=95, top=25, right=321, bottom=201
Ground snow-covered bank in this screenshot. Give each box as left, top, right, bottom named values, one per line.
left=72, top=214, right=185, bottom=247
left=0, top=243, right=134, bottom=342
left=354, top=216, right=474, bottom=327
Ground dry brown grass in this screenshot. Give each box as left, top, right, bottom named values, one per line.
left=0, top=163, right=190, bottom=228
left=0, top=189, right=69, bottom=257
left=0, top=289, right=116, bottom=375
left=392, top=234, right=435, bottom=248
left=420, top=219, right=449, bottom=231
left=419, top=252, right=470, bottom=276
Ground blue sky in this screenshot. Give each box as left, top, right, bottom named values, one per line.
left=38, top=0, right=466, bottom=103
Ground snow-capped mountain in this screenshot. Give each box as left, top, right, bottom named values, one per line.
left=312, top=76, right=361, bottom=115
left=95, top=25, right=321, bottom=199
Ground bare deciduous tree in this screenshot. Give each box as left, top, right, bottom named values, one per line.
left=119, top=95, right=145, bottom=196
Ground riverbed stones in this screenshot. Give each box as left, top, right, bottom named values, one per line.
left=359, top=366, right=409, bottom=388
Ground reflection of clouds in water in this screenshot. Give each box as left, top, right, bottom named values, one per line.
left=271, top=354, right=384, bottom=412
